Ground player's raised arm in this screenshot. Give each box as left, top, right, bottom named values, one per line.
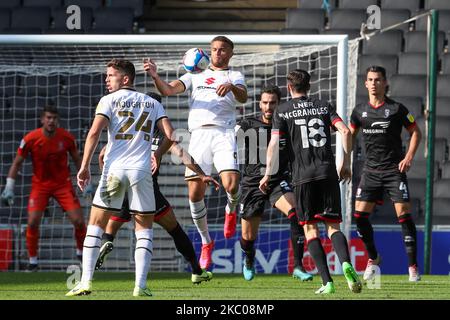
left=156, top=117, right=220, bottom=190
left=143, top=58, right=185, bottom=96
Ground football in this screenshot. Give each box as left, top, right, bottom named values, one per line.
left=182, top=48, right=210, bottom=73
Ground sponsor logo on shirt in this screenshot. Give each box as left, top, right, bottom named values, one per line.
left=205, top=77, right=215, bottom=85
left=384, top=109, right=390, bottom=118
left=362, top=112, right=368, bottom=118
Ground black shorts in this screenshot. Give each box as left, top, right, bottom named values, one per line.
left=356, top=169, right=410, bottom=203
left=294, top=178, right=342, bottom=225
left=239, top=177, right=293, bottom=219
left=111, top=178, right=171, bottom=223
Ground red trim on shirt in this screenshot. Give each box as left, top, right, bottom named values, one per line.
left=406, top=122, right=417, bottom=130
left=368, top=101, right=385, bottom=109
left=271, top=130, right=284, bottom=135
left=331, top=118, right=343, bottom=126
left=349, top=123, right=358, bottom=130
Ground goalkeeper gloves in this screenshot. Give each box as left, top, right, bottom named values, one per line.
left=1, top=178, right=15, bottom=206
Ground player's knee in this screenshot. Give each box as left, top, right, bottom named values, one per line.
left=398, top=212, right=413, bottom=223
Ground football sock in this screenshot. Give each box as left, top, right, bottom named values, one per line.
left=240, top=238, right=255, bottom=267
left=399, top=213, right=418, bottom=266
left=189, top=199, right=211, bottom=244
left=102, top=232, right=115, bottom=243
left=308, top=237, right=332, bottom=285
left=226, top=186, right=241, bottom=214
left=355, top=211, right=378, bottom=260
left=135, top=228, right=153, bottom=289
left=168, top=223, right=202, bottom=275
left=26, top=226, right=39, bottom=260
left=287, top=208, right=305, bottom=268
left=330, top=231, right=351, bottom=264
left=81, top=225, right=103, bottom=283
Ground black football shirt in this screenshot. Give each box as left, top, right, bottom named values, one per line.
left=350, top=97, right=416, bottom=171
left=272, top=96, right=342, bottom=185
left=237, top=116, right=290, bottom=185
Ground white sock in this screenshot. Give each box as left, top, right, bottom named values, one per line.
left=80, top=225, right=103, bottom=284
left=189, top=199, right=211, bottom=244
left=135, top=229, right=153, bottom=289
left=29, top=257, right=38, bottom=265
left=226, top=186, right=241, bottom=214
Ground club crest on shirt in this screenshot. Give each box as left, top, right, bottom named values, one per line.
left=384, top=109, right=390, bottom=118
left=362, top=112, right=368, bottom=118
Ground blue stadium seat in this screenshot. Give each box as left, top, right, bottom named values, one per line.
left=329, top=9, right=366, bottom=30
left=380, top=9, right=411, bottom=32
left=339, top=0, right=377, bottom=10
left=404, top=31, right=445, bottom=53
left=23, top=0, right=62, bottom=8
left=415, top=10, right=450, bottom=32
left=285, top=9, right=326, bottom=31
left=107, top=0, right=144, bottom=18
left=297, top=0, right=336, bottom=9
left=0, top=9, right=10, bottom=31
left=10, top=7, right=51, bottom=32
left=362, top=30, right=403, bottom=55
left=380, top=0, right=420, bottom=13
left=425, top=0, right=450, bottom=10
left=52, top=6, right=93, bottom=31
left=389, top=74, right=426, bottom=97
left=398, top=52, right=427, bottom=75
left=94, top=8, right=135, bottom=33
left=64, top=0, right=102, bottom=10
left=358, top=54, right=398, bottom=76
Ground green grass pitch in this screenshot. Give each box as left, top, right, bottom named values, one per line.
left=0, top=272, right=449, bottom=300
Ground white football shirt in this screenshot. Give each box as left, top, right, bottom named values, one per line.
left=96, top=88, right=167, bottom=173
left=179, top=68, right=246, bottom=131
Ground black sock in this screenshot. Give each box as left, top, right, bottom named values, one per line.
left=399, top=213, right=418, bottom=266
left=240, top=238, right=255, bottom=267
left=102, top=233, right=115, bottom=243
left=168, top=223, right=202, bottom=275
left=355, top=211, right=378, bottom=260
left=330, top=231, right=351, bottom=264
left=287, top=208, right=305, bottom=268
left=307, top=238, right=332, bottom=285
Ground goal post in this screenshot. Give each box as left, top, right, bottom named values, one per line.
left=0, top=34, right=359, bottom=273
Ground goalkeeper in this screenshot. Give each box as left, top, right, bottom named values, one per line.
left=1, top=105, right=87, bottom=272
left=95, top=92, right=212, bottom=285
left=237, top=85, right=312, bottom=282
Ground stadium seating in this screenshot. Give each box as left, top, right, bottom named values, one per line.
left=339, top=0, right=377, bottom=10
left=404, top=31, right=446, bottom=53
left=285, top=8, right=326, bottom=32
left=380, top=0, right=420, bottom=12
left=93, top=8, right=135, bottom=33
left=441, top=161, right=450, bottom=178
left=425, top=0, right=450, bottom=10
left=398, top=52, right=427, bottom=75
left=437, top=75, right=450, bottom=97
left=63, top=0, right=102, bottom=11
left=0, top=0, right=21, bottom=9
left=297, top=0, right=335, bottom=9
left=23, top=0, right=62, bottom=9
left=359, top=54, right=398, bottom=76
left=362, top=30, right=403, bottom=55
left=436, top=97, right=450, bottom=116
left=10, top=7, right=51, bottom=32
left=415, top=10, right=450, bottom=32
left=329, top=9, right=366, bottom=30
left=389, top=74, right=426, bottom=97
left=381, top=9, right=411, bottom=32
left=51, top=6, right=93, bottom=32
left=108, top=0, right=144, bottom=18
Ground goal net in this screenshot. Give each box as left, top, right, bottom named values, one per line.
left=0, top=35, right=359, bottom=273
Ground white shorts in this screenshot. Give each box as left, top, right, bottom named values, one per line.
left=93, top=169, right=155, bottom=214
left=185, top=126, right=239, bottom=179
